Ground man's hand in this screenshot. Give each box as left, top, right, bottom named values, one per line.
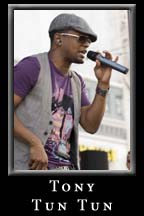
left=29, top=143, right=48, bottom=170
left=94, top=51, right=118, bottom=88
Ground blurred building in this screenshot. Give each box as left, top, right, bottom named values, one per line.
left=74, top=10, right=130, bottom=170
left=79, top=80, right=129, bottom=170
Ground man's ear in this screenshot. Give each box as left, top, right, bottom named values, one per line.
left=57, top=39, right=62, bottom=45
left=55, top=33, right=62, bottom=45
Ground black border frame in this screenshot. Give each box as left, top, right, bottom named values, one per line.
left=8, top=4, right=136, bottom=176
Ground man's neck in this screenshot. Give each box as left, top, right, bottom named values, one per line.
left=48, top=50, right=71, bottom=76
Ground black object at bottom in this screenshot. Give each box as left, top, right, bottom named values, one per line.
left=80, top=150, right=109, bottom=170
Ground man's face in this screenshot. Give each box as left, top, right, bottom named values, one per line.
left=58, top=30, right=92, bottom=64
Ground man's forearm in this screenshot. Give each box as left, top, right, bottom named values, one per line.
left=14, top=112, right=42, bottom=147
left=80, top=93, right=106, bottom=134
left=80, top=81, right=109, bottom=133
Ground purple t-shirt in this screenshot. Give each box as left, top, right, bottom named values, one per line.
left=14, top=55, right=90, bottom=169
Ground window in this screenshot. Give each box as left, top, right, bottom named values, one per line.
left=115, top=95, right=123, bottom=116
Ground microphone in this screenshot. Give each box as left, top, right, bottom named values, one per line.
left=87, top=51, right=128, bottom=74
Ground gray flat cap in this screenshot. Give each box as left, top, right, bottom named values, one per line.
left=49, top=13, right=97, bottom=42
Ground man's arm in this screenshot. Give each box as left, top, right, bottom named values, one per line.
left=14, top=94, right=48, bottom=170
left=80, top=51, right=118, bottom=134
left=80, top=87, right=107, bottom=134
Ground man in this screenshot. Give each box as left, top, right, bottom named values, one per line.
left=14, top=13, right=118, bottom=170
left=126, top=151, right=130, bottom=170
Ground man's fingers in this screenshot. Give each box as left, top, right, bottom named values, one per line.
left=29, top=160, right=39, bottom=170
left=29, top=159, right=48, bottom=170
left=103, top=50, right=112, bottom=60
left=103, top=51, right=119, bottom=63
left=96, top=59, right=101, bottom=67
left=114, top=56, right=119, bottom=62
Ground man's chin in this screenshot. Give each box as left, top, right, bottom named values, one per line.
left=74, top=59, right=84, bottom=64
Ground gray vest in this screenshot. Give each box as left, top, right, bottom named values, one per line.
left=14, top=52, right=81, bottom=170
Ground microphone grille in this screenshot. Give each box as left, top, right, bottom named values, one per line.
left=87, top=51, right=97, bottom=61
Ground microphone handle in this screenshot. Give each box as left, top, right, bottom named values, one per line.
left=96, top=54, right=128, bottom=74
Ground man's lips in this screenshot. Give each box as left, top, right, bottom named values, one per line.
left=78, top=50, right=87, bottom=58
left=79, top=50, right=87, bottom=54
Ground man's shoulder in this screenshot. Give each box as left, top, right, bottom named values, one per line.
left=32, top=52, right=48, bottom=60
left=71, top=70, right=84, bottom=84
left=15, top=55, right=40, bottom=68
